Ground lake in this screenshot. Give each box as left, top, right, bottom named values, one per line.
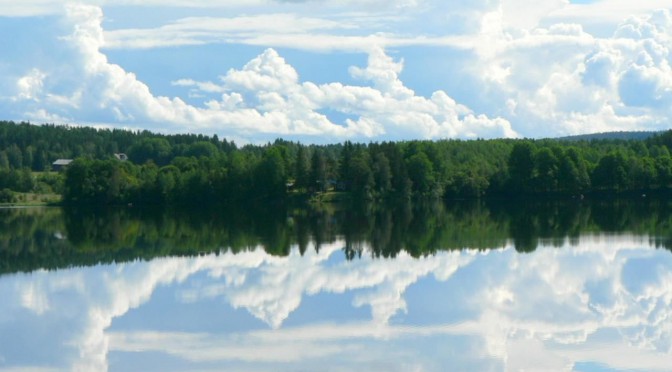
left=1, top=199, right=671, bottom=371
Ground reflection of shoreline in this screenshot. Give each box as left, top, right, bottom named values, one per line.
left=0, top=206, right=53, bottom=209
left=1, top=237, right=672, bottom=371
left=3, top=199, right=672, bottom=275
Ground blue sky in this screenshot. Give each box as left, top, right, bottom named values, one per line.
left=2, top=1, right=672, bottom=143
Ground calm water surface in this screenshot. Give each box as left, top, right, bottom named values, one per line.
left=1, top=200, right=671, bottom=371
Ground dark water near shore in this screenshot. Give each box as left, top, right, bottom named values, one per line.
left=1, top=199, right=671, bottom=371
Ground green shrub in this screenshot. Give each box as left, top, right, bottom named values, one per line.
left=0, top=188, right=15, bottom=203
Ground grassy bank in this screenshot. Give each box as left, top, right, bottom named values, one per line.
left=0, top=191, right=62, bottom=207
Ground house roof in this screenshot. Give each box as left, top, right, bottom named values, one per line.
left=53, top=159, right=73, bottom=166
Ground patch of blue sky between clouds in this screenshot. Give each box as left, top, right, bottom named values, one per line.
left=573, top=362, right=634, bottom=372
left=106, top=44, right=270, bottom=104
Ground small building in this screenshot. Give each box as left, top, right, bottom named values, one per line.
left=114, top=153, right=128, bottom=161
left=52, top=159, right=73, bottom=172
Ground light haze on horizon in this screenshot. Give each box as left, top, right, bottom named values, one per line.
left=2, top=0, right=672, bottom=143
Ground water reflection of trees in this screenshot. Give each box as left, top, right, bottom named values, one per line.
left=2, top=198, right=672, bottom=274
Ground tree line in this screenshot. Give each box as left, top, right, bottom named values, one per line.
left=2, top=120, right=672, bottom=204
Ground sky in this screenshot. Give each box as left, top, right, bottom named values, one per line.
left=2, top=1, right=672, bottom=143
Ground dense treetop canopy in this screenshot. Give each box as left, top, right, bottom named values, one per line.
left=1, top=120, right=672, bottom=204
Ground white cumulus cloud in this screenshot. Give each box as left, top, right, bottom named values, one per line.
left=468, top=9, right=672, bottom=137
left=3, top=1, right=672, bottom=140
left=6, top=3, right=514, bottom=142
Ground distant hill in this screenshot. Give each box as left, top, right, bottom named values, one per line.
left=554, top=131, right=662, bottom=142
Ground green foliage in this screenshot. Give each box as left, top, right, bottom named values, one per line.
left=407, top=151, right=435, bottom=195
left=294, top=145, right=310, bottom=190
left=557, top=148, right=590, bottom=193
left=128, top=138, right=172, bottom=165
left=310, top=149, right=328, bottom=192
left=0, top=152, right=8, bottom=170
left=185, top=141, right=218, bottom=159
left=63, top=158, right=137, bottom=204
left=3, top=120, right=672, bottom=203
left=508, top=142, right=536, bottom=192
left=592, top=153, right=628, bottom=191
left=656, top=155, right=672, bottom=186
left=0, top=188, right=14, bottom=203
left=255, top=147, right=288, bottom=199
left=349, top=150, right=374, bottom=199
left=372, top=152, right=392, bottom=195
left=534, top=147, right=559, bottom=192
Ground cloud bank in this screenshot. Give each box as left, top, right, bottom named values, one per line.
left=2, top=1, right=672, bottom=142
left=4, top=3, right=515, bottom=143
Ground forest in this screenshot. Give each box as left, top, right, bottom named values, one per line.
left=1, top=120, right=672, bottom=205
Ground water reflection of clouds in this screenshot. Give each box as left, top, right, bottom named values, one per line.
left=180, top=242, right=476, bottom=328
left=473, top=236, right=672, bottom=371
left=0, top=235, right=671, bottom=371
